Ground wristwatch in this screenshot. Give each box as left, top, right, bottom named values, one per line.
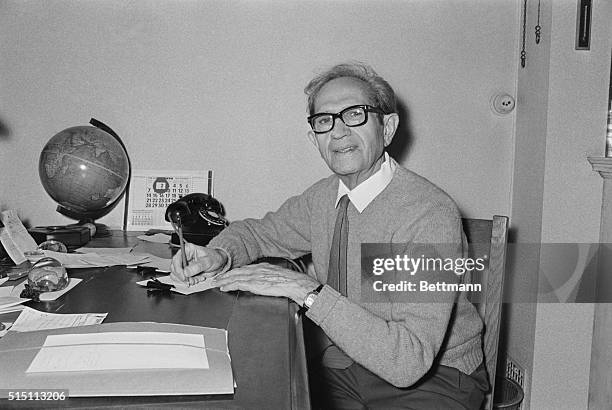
left=301, top=284, right=324, bottom=313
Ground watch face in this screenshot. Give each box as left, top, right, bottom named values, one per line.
left=304, top=292, right=317, bottom=308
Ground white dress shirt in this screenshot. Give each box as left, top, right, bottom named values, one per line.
left=334, top=152, right=397, bottom=213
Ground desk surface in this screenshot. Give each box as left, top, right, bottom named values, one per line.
left=0, top=231, right=310, bottom=409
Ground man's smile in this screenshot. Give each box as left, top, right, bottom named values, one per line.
left=332, top=145, right=358, bottom=154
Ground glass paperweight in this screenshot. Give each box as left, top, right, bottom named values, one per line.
left=27, top=257, right=69, bottom=292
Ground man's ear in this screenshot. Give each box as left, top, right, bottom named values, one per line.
left=307, top=130, right=319, bottom=149
left=382, top=113, right=399, bottom=147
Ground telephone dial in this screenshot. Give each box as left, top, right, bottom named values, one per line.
left=165, top=193, right=229, bottom=246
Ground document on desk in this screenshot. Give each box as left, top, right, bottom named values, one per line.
left=0, top=296, right=30, bottom=314
left=131, top=254, right=172, bottom=272
left=74, top=247, right=135, bottom=254
left=27, top=332, right=209, bottom=373
left=137, top=232, right=171, bottom=243
left=42, top=250, right=151, bottom=268
left=0, top=322, right=234, bottom=396
left=73, top=247, right=172, bottom=271
left=10, top=306, right=107, bottom=332
left=0, top=210, right=38, bottom=265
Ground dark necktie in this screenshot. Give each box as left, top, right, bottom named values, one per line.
left=327, top=194, right=350, bottom=295
left=321, top=194, right=354, bottom=369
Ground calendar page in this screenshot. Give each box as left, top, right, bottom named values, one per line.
left=125, top=170, right=210, bottom=231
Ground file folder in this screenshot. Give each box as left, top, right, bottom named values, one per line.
left=0, top=322, right=234, bottom=397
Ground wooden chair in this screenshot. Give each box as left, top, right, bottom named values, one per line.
left=462, top=216, right=509, bottom=410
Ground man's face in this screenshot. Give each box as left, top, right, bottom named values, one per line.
left=308, top=77, right=397, bottom=189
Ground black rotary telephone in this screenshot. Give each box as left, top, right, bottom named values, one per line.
left=165, top=193, right=229, bottom=246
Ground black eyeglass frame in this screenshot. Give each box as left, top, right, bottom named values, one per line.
left=307, top=104, right=385, bottom=134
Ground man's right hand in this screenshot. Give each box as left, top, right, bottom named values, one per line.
left=170, top=243, right=228, bottom=286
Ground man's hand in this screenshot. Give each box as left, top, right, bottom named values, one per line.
left=170, top=243, right=228, bottom=286
left=212, top=262, right=321, bottom=305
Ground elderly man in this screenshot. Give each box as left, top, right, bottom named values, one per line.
left=171, top=62, right=488, bottom=409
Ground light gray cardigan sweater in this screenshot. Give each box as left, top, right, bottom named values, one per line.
left=209, top=162, right=483, bottom=388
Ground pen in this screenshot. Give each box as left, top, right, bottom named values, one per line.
left=169, top=218, right=191, bottom=286
left=177, top=223, right=188, bottom=269
left=178, top=223, right=187, bottom=268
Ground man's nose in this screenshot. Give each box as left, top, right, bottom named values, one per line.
left=330, top=117, right=350, bottom=139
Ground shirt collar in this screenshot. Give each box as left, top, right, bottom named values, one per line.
left=334, top=152, right=397, bottom=213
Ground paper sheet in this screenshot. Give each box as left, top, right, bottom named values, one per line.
left=0, top=304, right=25, bottom=315
left=74, top=247, right=135, bottom=254
left=0, top=322, right=11, bottom=337
left=73, top=248, right=171, bottom=271
left=129, top=254, right=172, bottom=272
left=0, top=210, right=39, bottom=264
left=137, top=233, right=171, bottom=243
left=136, top=275, right=216, bottom=295
left=0, top=296, right=30, bottom=311
left=41, top=250, right=150, bottom=269
left=27, top=332, right=209, bottom=373
left=10, top=306, right=107, bottom=332
left=0, top=286, right=12, bottom=297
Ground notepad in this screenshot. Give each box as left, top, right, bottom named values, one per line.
left=27, top=332, right=209, bottom=373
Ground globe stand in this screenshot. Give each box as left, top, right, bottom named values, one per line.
left=91, top=223, right=112, bottom=238
left=57, top=206, right=117, bottom=239
left=72, top=220, right=112, bottom=238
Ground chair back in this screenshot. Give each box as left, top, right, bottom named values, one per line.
left=462, top=216, right=509, bottom=410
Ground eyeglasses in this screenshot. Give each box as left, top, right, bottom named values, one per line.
left=307, top=105, right=384, bottom=134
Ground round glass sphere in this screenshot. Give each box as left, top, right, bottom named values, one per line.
left=28, top=257, right=69, bottom=292
left=38, top=126, right=130, bottom=221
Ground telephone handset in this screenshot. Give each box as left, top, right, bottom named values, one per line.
left=165, top=193, right=229, bottom=246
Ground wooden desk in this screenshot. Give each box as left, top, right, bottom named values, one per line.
left=0, top=231, right=310, bottom=409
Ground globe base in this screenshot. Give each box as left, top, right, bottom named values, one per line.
left=72, top=221, right=112, bottom=238
left=91, top=222, right=112, bottom=238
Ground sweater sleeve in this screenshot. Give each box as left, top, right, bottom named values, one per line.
left=208, top=190, right=313, bottom=267
left=306, top=205, right=469, bottom=388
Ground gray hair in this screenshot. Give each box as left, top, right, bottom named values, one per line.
left=304, top=62, right=397, bottom=115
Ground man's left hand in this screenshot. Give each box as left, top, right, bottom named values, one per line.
left=212, top=262, right=321, bottom=305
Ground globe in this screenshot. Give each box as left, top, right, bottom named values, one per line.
left=39, top=125, right=130, bottom=230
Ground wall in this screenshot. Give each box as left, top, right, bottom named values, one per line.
left=505, top=0, right=552, bottom=408
left=530, top=0, right=611, bottom=408
left=507, top=0, right=612, bottom=409
left=0, top=0, right=516, bottom=229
